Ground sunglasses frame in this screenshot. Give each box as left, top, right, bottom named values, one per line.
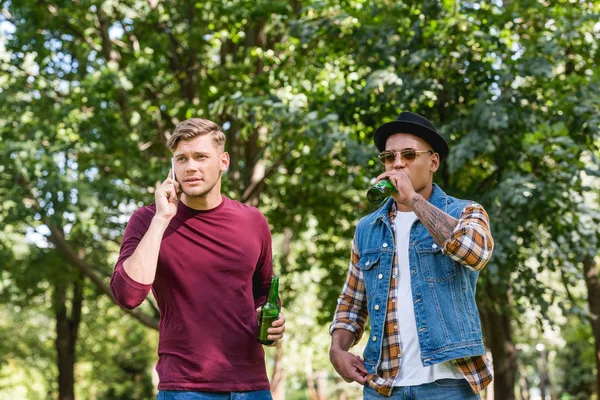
left=377, top=149, right=434, bottom=165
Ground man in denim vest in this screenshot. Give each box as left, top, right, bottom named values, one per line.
left=329, top=112, right=494, bottom=399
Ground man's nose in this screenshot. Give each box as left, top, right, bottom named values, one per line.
left=185, top=161, right=199, bottom=171
left=392, top=153, right=406, bottom=168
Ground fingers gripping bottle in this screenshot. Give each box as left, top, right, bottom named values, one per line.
left=258, top=275, right=280, bottom=345
left=366, top=179, right=397, bottom=204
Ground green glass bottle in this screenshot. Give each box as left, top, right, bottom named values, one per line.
left=258, top=275, right=280, bottom=345
left=367, top=179, right=397, bottom=204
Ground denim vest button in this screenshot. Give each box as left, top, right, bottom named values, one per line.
left=372, top=336, right=377, bottom=341
left=365, top=260, right=370, bottom=265
left=378, top=274, right=383, bottom=279
left=374, top=304, right=380, bottom=311
left=382, top=243, right=388, bottom=248
left=432, top=243, right=438, bottom=249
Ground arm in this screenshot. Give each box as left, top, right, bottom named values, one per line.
left=330, top=330, right=368, bottom=384
left=376, top=168, right=494, bottom=271
left=329, top=238, right=369, bottom=384
left=410, top=194, right=459, bottom=246
left=110, top=173, right=179, bottom=309
left=252, top=213, right=275, bottom=309
left=331, top=329, right=357, bottom=353
left=440, top=203, right=494, bottom=271
left=121, top=217, right=170, bottom=284
left=411, top=196, right=494, bottom=271
left=375, top=169, right=461, bottom=246
left=123, top=173, right=179, bottom=284
left=329, top=239, right=369, bottom=341
left=253, top=213, right=285, bottom=343
left=110, top=209, right=155, bottom=309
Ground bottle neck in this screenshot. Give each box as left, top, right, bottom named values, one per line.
left=266, top=276, right=279, bottom=304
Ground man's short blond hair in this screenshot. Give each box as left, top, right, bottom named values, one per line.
left=167, top=118, right=226, bottom=152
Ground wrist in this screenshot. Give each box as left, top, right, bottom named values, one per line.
left=408, top=193, right=423, bottom=209
left=151, top=215, right=172, bottom=230
left=329, top=346, right=345, bottom=363
left=330, top=345, right=344, bottom=353
left=330, top=340, right=352, bottom=354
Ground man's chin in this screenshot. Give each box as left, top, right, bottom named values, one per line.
left=181, top=188, right=208, bottom=198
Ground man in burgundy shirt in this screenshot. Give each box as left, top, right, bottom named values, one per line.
left=111, top=118, right=285, bottom=400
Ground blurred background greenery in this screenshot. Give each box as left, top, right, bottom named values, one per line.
left=0, top=0, right=599, bottom=399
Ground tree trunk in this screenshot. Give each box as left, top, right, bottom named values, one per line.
left=271, top=228, right=292, bottom=399
left=480, top=283, right=517, bottom=400
left=537, top=348, right=547, bottom=400
left=53, top=274, right=84, bottom=400
left=334, top=376, right=347, bottom=400
left=315, top=370, right=328, bottom=400
left=305, top=364, right=328, bottom=400
left=518, top=365, right=530, bottom=400
left=271, top=339, right=285, bottom=400
left=306, top=358, right=318, bottom=400
left=583, top=253, right=600, bottom=398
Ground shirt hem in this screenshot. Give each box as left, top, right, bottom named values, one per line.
left=158, top=382, right=270, bottom=392
left=394, top=375, right=465, bottom=387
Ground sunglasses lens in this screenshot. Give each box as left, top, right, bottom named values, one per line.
left=401, top=149, right=417, bottom=161
left=379, top=152, right=394, bottom=164
left=379, top=149, right=424, bottom=164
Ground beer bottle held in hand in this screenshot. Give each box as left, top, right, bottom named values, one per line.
left=258, top=275, right=280, bottom=345
left=367, top=179, right=397, bottom=204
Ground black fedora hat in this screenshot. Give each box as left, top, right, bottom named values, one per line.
left=373, top=111, right=449, bottom=160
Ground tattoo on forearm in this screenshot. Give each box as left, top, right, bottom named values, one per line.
left=410, top=196, right=459, bottom=246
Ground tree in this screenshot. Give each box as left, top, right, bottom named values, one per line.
left=1, top=0, right=599, bottom=398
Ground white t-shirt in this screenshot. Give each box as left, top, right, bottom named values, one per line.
left=393, top=210, right=464, bottom=387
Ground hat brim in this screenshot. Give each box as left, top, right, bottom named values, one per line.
left=374, top=121, right=449, bottom=160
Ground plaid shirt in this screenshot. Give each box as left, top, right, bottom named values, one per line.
left=330, top=201, right=494, bottom=396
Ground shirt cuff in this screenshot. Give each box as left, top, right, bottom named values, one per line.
left=329, top=321, right=363, bottom=345
left=117, top=266, right=153, bottom=291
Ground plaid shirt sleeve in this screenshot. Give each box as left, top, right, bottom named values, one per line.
left=442, top=203, right=494, bottom=271
left=329, top=236, right=369, bottom=345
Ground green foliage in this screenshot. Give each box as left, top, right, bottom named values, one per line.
left=0, top=0, right=599, bottom=398
left=75, top=295, right=156, bottom=400
left=554, top=318, right=595, bottom=399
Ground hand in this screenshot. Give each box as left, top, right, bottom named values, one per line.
left=329, top=348, right=369, bottom=384
left=256, top=308, right=286, bottom=344
left=374, top=169, right=418, bottom=208
left=154, top=170, right=180, bottom=221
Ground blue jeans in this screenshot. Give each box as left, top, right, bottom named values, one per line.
left=157, top=390, right=272, bottom=400
left=363, top=379, right=480, bottom=400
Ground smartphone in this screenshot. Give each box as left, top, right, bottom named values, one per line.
left=171, top=158, right=177, bottom=182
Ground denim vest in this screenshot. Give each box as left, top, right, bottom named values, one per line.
left=355, top=184, right=485, bottom=374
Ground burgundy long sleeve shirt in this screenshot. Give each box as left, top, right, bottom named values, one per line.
left=110, top=196, right=274, bottom=392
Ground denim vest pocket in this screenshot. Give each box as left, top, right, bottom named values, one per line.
left=415, top=238, right=456, bottom=282
left=356, top=252, right=380, bottom=300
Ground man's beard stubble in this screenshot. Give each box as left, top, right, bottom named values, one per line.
left=181, top=171, right=222, bottom=198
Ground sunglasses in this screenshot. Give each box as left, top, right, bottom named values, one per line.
left=378, top=148, right=434, bottom=165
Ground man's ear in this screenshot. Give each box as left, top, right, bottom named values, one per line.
left=220, top=151, right=230, bottom=172
left=430, top=153, right=440, bottom=173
